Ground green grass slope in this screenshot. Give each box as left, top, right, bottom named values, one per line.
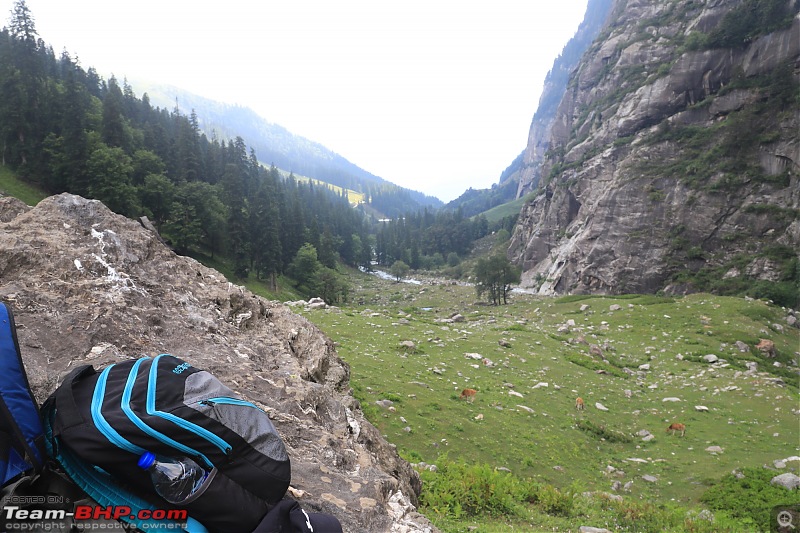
left=0, top=166, right=48, bottom=206
left=299, top=271, right=799, bottom=529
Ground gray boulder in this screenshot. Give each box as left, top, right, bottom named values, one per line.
left=771, top=473, right=800, bottom=491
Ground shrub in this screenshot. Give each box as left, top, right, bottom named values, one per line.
left=748, top=281, right=800, bottom=309
left=700, top=467, right=797, bottom=528
left=419, top=460, right=526, bottom=519
left=575, top=419, right=633, bottom=443
left=527, top=484, right=576, bottom=517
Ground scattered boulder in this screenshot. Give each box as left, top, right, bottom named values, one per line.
left=642, top=475, right=658, bottom=483
left=662, top=397, right=681, bottom=402
left=695, top=405, right=709, bottom=412
left=0, top=195, right=30, bottom=222
left=400, top=340, right=417, bottom=352
left=705, top=446, right=724, bottom=454
left=579, top=527, right=612, bottom=533
left=703, top=354, right=719, bottom=363
left=771, top=473, right=800, bottom=490
left=609, top=304, right=623, bottom=311
left=638, top=363, right=650, bottom=371
left=498, top=339, right=512, bottom=348
left=734, top=341, right=749, bottom=353
left=595, top=402, right=609, bottom=411
left=306, top=297, right=327, bottom=310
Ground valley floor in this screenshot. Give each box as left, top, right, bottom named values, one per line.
left=296, top=270, right=800, bottom=532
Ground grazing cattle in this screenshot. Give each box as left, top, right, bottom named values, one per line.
left=575, top=397, right=585, bottom=410
left=666, top=422, right=686, bottom=436
left=756, top=339, right=776, bottom=358
left=459, top=388, right=477, bottom=403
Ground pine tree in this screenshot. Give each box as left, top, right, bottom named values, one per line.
left=8, top=0, right=37, bottom=45
left=222, top=163, right=249, bottom=278
left=101, top=77, right=127, bottom=149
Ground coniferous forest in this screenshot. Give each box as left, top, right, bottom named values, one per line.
left=0, top=1, right=508, bottom=300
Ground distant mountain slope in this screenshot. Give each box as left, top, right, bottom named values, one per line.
left=442, top=153, right=522, bottom=216
left=445, top=0, right=613, bottom=216
left=136, top=81, right=442, bottom=211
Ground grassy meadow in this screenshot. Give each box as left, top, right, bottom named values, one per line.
left=298, top=269, right=800, bottom=531
left=0, top=166, right=48, bottom=206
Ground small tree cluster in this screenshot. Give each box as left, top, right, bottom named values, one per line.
left=288, top=243, right=349, bottom=304
left=390, top=260, right=410, bottom=282
left=473, top=254, right=521, bottom=305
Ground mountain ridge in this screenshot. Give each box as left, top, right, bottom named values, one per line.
left=133, top=80, right=443, bottom=210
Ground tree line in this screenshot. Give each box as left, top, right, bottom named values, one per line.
left=375, top=207, right=516, bottom=271
left=0, top=1, right=372, bottom=299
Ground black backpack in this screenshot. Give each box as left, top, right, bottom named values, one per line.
left=49, top=354, right=292, bottom=532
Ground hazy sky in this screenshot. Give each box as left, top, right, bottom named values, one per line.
left=5, top=1, right=589, bottom=202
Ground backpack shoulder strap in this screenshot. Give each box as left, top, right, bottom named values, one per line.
left=0, top=301, right=46, bottom=484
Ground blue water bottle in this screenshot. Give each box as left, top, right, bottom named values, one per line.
left=137, top=452, right=208, bottom=504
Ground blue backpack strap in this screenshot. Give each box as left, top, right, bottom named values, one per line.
left=41, top=401, right=208, bottom=533
left=0, top=301, right=46, bottom=485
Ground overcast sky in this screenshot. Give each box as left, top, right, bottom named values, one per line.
left=5, top=0, right=589, bottom=202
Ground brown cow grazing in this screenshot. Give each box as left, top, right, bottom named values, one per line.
left=756, top=339, right=776, bottom=358
left=666, top=422, right=686, bottom=436
left=575, top=397, right=585, bottom=410
left=460, top=388, right=477, bottom=403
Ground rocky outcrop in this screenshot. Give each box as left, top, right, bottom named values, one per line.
left=509, top=0, right=800, bottom=296
left=0, top=193, right=435, bottom=533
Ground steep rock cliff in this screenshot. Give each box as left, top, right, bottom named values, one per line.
left=509, top=0, right=800, bottom=303
left=0, top=193, right=436, bottom=533
left=516, top=0, right=615, bottom=198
